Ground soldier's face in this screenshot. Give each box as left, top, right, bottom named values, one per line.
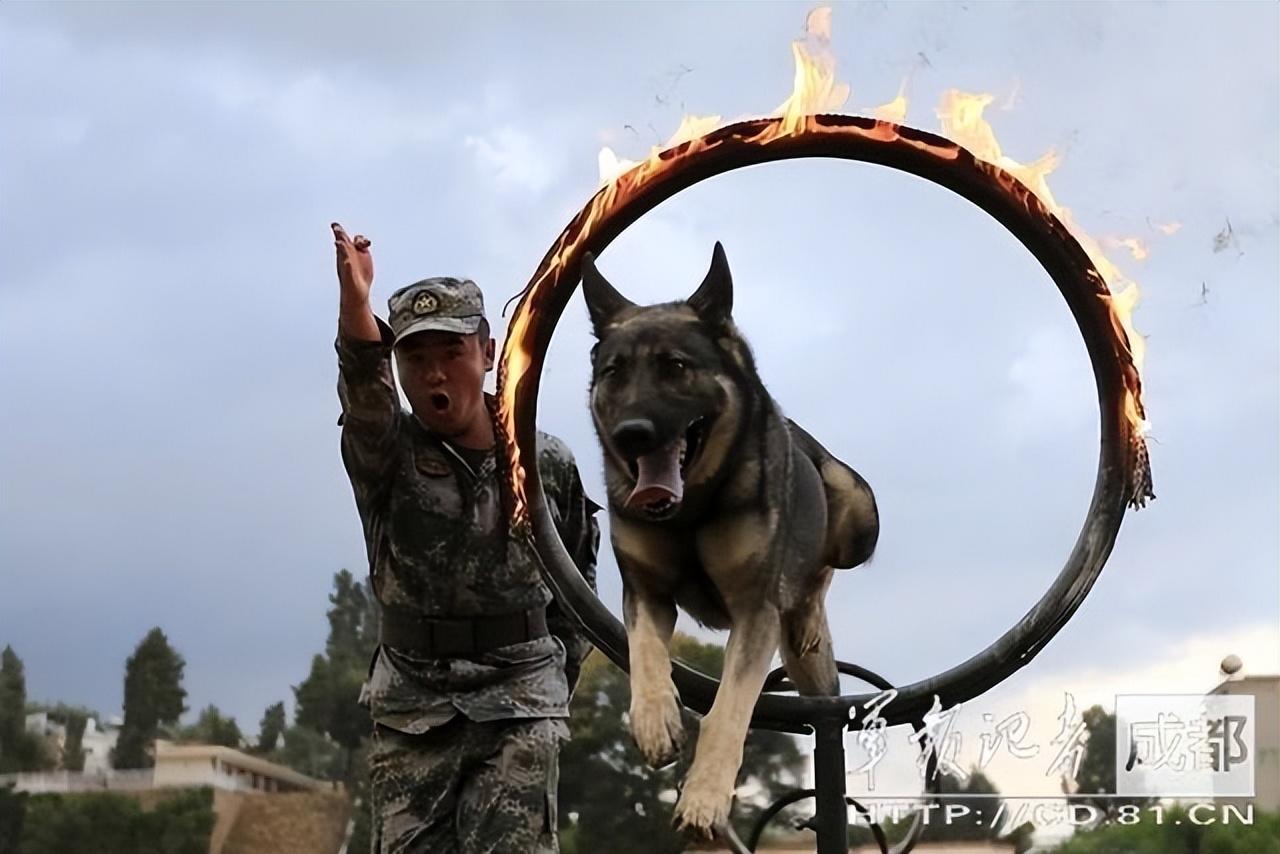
left=395, top=331, right=495, bottom=438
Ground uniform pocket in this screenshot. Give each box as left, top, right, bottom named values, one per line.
left=413, top=446, right=454, bottom=478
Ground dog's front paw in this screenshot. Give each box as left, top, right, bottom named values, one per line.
left=672, top=778, right=732, bottom=840
left=630, top=689, right=685, bottom=768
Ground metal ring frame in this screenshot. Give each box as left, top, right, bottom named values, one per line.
left=496, top=113, right=1152, bottom=733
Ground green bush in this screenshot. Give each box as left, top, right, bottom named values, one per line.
left=1054, top=805, right=1280, bottom=854
left=0, top=785, right=27, bottom=854
left=17, top=787, right=214, bottom=854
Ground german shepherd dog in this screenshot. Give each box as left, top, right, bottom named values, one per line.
left=581, top=243, right=880, bottom=836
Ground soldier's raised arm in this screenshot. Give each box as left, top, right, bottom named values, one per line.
left=333, top=223, right=380, bottom=342
left=332, top=223, right=400, bottom=511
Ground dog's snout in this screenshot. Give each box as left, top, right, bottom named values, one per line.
left=612, top=419, right=658, bottom=458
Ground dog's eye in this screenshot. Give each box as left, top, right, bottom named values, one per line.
left=663, top=356, right=687, bottom=373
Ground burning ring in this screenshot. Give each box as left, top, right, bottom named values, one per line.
left=496, top=113, right=1153, bottom=731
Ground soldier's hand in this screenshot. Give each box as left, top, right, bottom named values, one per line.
left=332, top=222, right=374, bottom=304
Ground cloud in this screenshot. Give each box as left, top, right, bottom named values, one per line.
left=1003, top=325, right=1095, bottom=440
left=187, top=59, right=458, bottom=163
left=464, top=126, right=561, bottom=194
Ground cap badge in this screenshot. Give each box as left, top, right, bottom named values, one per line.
left=412, top=292, right=438, bottom=316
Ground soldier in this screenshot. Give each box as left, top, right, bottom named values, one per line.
left=330, top=222, right=600, bottom=853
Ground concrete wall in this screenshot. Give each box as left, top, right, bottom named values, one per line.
left=154, top=755, right=226, bottom=789
left=80, top=718, right=119, bottom=775
left=1214, top=676, right=1280, bottom=812
left=210, top=790, right=251, bottom=854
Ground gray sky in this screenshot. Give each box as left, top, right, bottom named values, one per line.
left=2, top=0, right=1277, bottom=805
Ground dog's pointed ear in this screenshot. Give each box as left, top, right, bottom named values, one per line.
left=581, top=251, right=634, bottom=336
left=688, top=241, right=733, bottom=326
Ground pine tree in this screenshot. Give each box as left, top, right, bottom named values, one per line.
left=0, top=647, right=41, bottom=773
left=256, top=701, right=286, bottom=753
left=61, top=713, right=87, bottom=772
left=293, top=570, right=378, bottom=781
left=179, top=705, right=242, bottom=748
left=112, top=628, right=187, bottom=769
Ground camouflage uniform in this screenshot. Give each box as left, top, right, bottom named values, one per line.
left=336, top=277, right=600, bottom=854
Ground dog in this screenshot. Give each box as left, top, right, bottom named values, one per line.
left=581, top=242, right=880, bottom=837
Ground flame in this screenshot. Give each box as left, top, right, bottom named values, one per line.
left=1000, top=79, right=1022, bottom=111
left=872, top=79, right=909, bottom=124
left=596, top=4, right=857, bottom=188
left=666, top=113, right=725, bottom=149
left=805, top=3, right=833, bottom=39
left=774, top=7, right=850, bottom=134
left=936, top=90, right=1063, bottom=209
left=597, top=5, right=859, bottom=186
left=503, top=5, right=1155, bottom=523
left=599, top=114, right=722, bottom=186
left=1104, top=236, right=1150, bottom=261
left=598, top=147, right=637, bottom=186
left=935, top=88, right=1149, bottom=430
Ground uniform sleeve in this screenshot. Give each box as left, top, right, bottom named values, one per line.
left=538, top=438, right=602, bottom=694
left=336, top=317, right=401, bottom=512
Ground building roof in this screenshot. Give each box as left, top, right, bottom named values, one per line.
left=1210, top=674, right=1280, bottom=694
left=154, top=741, right=325, bottom=791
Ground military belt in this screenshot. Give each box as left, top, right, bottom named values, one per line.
left=379, top=606, right=548, bottom=657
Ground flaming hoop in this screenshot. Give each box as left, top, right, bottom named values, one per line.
left=495, top=111, right=1154, bottom=735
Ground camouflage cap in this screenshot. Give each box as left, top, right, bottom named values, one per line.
left=387, top=277, right=486, bottom=345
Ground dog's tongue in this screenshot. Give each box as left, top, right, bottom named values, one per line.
left=625, top=440, right=684, bottom=508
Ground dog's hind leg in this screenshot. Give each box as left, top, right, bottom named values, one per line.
left=780, top=567, right=839, bottom=696
left=673, top=605, right=780, bottom=839
left=624, top=585, right=685, bottom=769
left=787, top=419, right=879, bottom=569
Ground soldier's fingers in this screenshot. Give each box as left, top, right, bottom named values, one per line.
left=331, top=222, right=353, bottom=244
left=353, top=235, right=371, bottom=251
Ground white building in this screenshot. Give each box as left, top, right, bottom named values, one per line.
left=80, top=715, right=121, bottom=775
left=22, top=711, right=120, bottom=775
left=1210, top=672, right=1280, bottom=812
left=152, top=741, right=326, bottom=794
left=0, top=735, right=324, bottom=796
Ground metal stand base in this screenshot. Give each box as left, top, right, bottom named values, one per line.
left=739, top=662, right=936, bottom=854
left=813, top=717, right=850, bottom=853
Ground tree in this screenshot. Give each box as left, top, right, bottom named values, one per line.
left=293, top=570, right=378, bottom=780
left=23, top=703, right=98, bottom=773
left=558, top=634, right=806, bottom=854
left=290, top=570, right=379, bottom=852
left=255, top=701, right=286, bottom=753
left=848, top=768, right=1032, bottom=851
left=22, top=702, right=96, bottom=773
left=62, top=714, right=87, bottom=772
left=323, top=569, right=379, bottom=664
left=1064, top=705, right=1152, bottom=824
left=0, top=648, right=24, bottom=756
left=177, top=705, right=242, bottom=748
left=113, top=628, right=186, bottom=769
left=270, top=725, right=345, bottom=780
left=925, top=768, right=1006, bottom=842
left=0, top=647, right=42, bottom=774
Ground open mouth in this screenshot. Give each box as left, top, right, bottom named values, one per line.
left=624, top=416, right=708, bottom=519
left=429, top=392, right=451, bottom=413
